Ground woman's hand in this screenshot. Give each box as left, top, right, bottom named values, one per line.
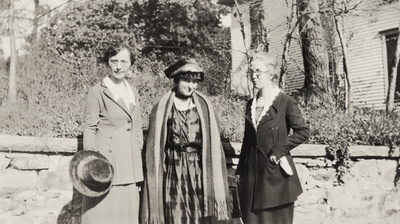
left=269, top=155, right=279, bottom=165
left=235, top=175, right=241, bottom=186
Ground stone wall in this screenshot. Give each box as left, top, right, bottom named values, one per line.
left=1, top=135, right=399, bottom=224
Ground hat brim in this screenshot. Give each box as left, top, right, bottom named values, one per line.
left=169, top=64, right=204, bottom=80
left=69, top=150, right=113, bottom=197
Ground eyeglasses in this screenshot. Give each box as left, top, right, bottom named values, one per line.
left=249, top=69, right=269, bottom=78
left=109, top=59, right=130, bottom=68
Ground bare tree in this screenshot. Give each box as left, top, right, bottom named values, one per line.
left=250, top=0, right=269, bottom=52
left=8, top=0, right=17, bottom=104
left=279, top=0, right=300, bottom=89
left=30, top=0, right=39, bottom=44
left=386, top=21, right=400, bottom=113
left=333, top=0, right=354, bottom=113
left=297, top=0, right=331, bottom=104
left=233, top=0, right=253, bottom=97
left=332, top=0, right=367, bottom=114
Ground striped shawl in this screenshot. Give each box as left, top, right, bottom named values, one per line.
left=140, top=90, right=230, bottom=224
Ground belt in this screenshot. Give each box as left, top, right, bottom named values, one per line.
left=168, top=143, right=201, bottom=153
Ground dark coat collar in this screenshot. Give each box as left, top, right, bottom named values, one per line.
left=245, top=92, right=282, bottom=130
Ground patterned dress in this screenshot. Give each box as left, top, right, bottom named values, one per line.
left=164, top=104, right=206, bottom=224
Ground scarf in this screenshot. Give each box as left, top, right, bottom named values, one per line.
left=251, top=85, right=280, bottom=128
left=141, top=90, right=230, bottom=224
left=103, top=76, right=135, bottom=110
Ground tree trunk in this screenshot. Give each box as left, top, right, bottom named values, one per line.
left=279, top=0, right=298, bottom=89
left=251, top=0, right=268, bottom=52
left=297, top=0, right=331, bottom=104
left=31, top=0, right=39, bottom=44
left=334, top=13, right=353, bottom=113
left=8, top=0, right=17, bottom=104
left=386, top=22, right=400, bottom=113
left=234, top=0, right=252, bottom=97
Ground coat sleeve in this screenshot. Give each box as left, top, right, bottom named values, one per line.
left=135, top=89, right=144, bottom=151
left=83, top=86, right=100, bottom=151
left=235, top=100, right=252, bottom=176
left=271, top=96, right=309, bottom=159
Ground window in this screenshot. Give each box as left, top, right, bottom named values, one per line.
left=385, top=31, right=400, bottom=102
left=382, top=0, right=399, bottom=4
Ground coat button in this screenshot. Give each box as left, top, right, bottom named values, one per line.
left=127, top=128, right=131, bottom=132
left=127, top=120, right=131, bottom=123
left=109, top=149, right=112, bottom=153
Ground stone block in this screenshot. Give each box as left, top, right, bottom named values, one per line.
left=37, top=170, right=72, bottom=191
left=347, top=160, right=379, bottom=182
left=25, top=198, right=70, bottom=224
left=0, top=198, right=18, bottom=213
left=291, top=144, right=327, bottom=157
left=13, top=190, right=38, bottom=201
left=58, top=156, right=73, bottom=170
left=4, top=216, right=33, bottom=224
left=326, top=185, right=348, bottom=206
left=295, top=203, right=330, bottom=223
left=378, top=191, right=400, bottom=217
left=0, top=211, right=12, bottom=223
left=376, top=159, right=397, bottom=184
left=11, top=204, right=27, bottom=216
left=349, top=145, right=391, bottom=158
left=0, top=155, right=11, bottom=171
left=10, top=154, right=49, bottom=170
left=0, top=134, right=78, bottom=153
left=0, top=169, right=37, bottom=192
left=297, top=188, right=327, bottom=206
left=310, top=168, right=336, bottom=182
left=29, top=213, right=58, bottom=224
left=48, top=155, right=73, bottom=171
left=296, top=164, right=320, bottom=190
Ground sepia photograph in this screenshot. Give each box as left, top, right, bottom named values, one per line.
left=0, top=0, right=399, bottom=223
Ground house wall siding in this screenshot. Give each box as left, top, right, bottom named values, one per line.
left=345, top=0, right=400, bottom=109
left=263, top=0, right=305, bottom=93
left=228, top=0, right=399, bottom=109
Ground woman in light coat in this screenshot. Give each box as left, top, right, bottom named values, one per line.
left=236, top=52, right=309, bottom=224
left=82, top=43, right=143, bottom=224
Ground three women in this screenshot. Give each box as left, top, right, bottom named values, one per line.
left=82, top=47, right=309, bottom=224
left=236, top=52, right=309, bottom=224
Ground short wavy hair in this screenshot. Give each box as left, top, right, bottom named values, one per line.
left=102, top=43, right=135, bottom=66
left=250, top=52, right=279, bottom=80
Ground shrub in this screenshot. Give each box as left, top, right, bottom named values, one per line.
left=0, top=48, right=244, bottom=140
left=301, top=103, right=400, bottom=184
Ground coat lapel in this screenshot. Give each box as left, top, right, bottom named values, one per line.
left=101, top=82, right=133, bottom=120
left=244, top=101, right=256, bottom=130
left=257, top=92, right=281, bottom=128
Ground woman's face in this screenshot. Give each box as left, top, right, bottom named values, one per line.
left=250, top=60, right=274, bottom=90
left=108, top=48, right=132, bottom=82
left=176, top=78, right=199, bottom=97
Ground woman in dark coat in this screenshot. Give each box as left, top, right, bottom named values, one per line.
left=236, top=52, right=309, bottom=224
left=82, top=44, right=143, bottom=224
left=141, top=58, right=230, bottom=224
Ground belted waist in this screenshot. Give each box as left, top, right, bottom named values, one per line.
left=168, top=142, right=201, bottom=153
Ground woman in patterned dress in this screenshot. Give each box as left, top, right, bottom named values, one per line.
left=141, top=58, right=231, bottom=224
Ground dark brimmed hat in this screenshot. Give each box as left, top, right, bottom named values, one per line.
left=69, top=150, right=114, bottom=197
left=164, top=58, right=204, bottom=81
